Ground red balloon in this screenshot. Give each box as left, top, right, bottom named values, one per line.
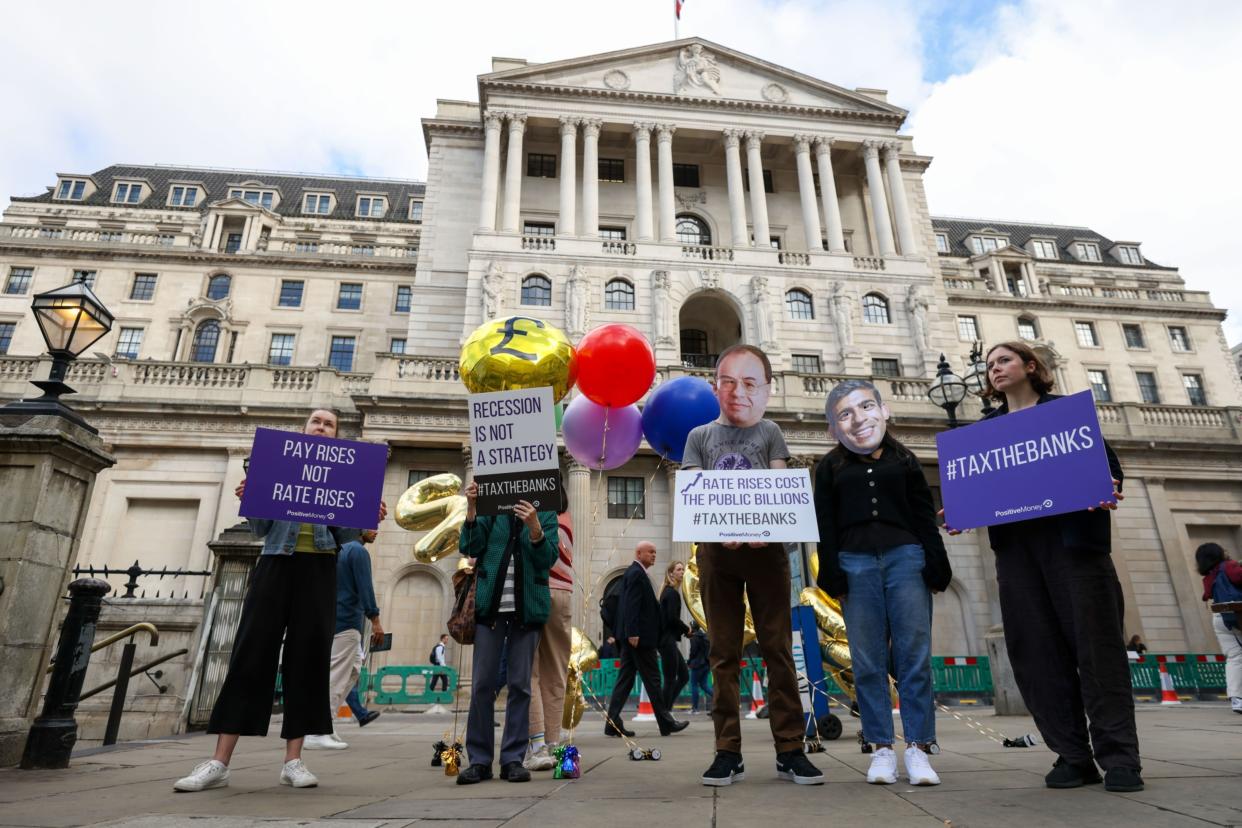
left=576, top=324, right=656, bottom=408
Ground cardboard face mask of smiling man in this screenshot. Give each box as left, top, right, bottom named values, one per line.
left=824, top=379, right=892, bottom=456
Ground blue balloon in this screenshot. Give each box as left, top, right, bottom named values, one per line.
left=641, top=376, right=720, bottom=462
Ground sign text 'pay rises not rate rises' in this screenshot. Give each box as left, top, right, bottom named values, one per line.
left=468, top=386, right=561, bottom=515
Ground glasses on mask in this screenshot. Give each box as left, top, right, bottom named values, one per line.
left=715, top=376, right=769, bottom=395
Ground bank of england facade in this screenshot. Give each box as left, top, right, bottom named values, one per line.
left=2, top=39, right=1239, bottom=673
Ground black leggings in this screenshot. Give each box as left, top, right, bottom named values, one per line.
left=208, top=553, right=336, bottom=740
left=658, top=638, right=689, bottom=712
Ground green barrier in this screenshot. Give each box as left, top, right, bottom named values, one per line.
left=360, top=665, right=457, bottom=705
left=931, top=657, right=994, bottom=694
left=1129, top=655, right=1229, bottom=699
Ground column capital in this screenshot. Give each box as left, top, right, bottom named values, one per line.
left=483, top=111, right=505, bottom=130
left=744, top=130, right=765, bottom=149
left=559, top=116, right=580, bottom=137
left=655, top=123, right=677, bottom=142
left=505, top=112, right=528, bottom=130
left=813, top=135, right=836, bottom=153
left=792, top=134, right=814, bottom=154
left=881, top=141, right=903, bottom=161
left=633, top=121, right=655, bottom=138
left=862, top=139, right=884, bottom=160
left=721, top=128, right=744, bottom=148
left=566, top=459, right=592, bottom=476
left=581, top=118, right=603, bottom=138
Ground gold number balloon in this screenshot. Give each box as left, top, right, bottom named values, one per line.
left=562, top=626, right=601, bottom=732
left=459, top=316, right=577, bottom=403
left=395, top=473, right=468, bottom=563
left=681, top=545, right=757, bottom=646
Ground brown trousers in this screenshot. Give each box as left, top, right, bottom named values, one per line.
left=698, top=542, right=804, bottom=754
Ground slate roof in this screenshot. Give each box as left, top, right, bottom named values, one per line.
left=14, top=164, right=427, bottom=224
left=931, top=216, right=1173, bottom=270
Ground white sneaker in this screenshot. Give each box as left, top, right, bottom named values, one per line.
left=523, top=743, right=557, bottom=771
left=1231, top=697, right=1242, bottom=714
left=904, top=746, right=941, bottom=786
left=866, top=747, right=898, bottom=784
left=280, top=759, right=319, bottom=788
left=304, top=733, right=348, bottom=750
left=173, top=759, right=229, bottom=792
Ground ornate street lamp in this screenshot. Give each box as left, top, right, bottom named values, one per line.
left=4, top=275, right=114, bottom=433
left=964, top=340, right=996, bottom=416
left=927, top=352, right=968, bottom=428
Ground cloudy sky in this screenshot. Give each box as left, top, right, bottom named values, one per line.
left=3, top=0, right=1238, bottom=343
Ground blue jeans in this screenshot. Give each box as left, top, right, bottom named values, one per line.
left=840, top=544, right=935, bottom=746
left=345, top=687, right=369, bottom=720
left=689, top=666, right=712, bottom=711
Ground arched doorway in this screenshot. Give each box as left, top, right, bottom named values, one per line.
left=381, top=570, right=447, bottom=671
left=679, top=292, right=742, bottom=369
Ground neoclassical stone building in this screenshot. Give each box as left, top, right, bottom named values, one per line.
left=2, top=39, right=1239, bottom=673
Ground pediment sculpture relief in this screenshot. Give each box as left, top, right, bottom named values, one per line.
left=675, top=44, right=722, bottom=95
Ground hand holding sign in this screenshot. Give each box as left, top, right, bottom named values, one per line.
left=1086, top=480, right=1123, bottom=512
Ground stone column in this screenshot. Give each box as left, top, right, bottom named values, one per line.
left=0, top=412, right=115, bottom=766
left=580, top=119, right=602, bottom=240
left=882, top=142, right=917, bottom=255
left=793, top=135, right=824, bottom=252
left=566, top=460, right=593, bottom=629
left=633, top=123, right=654, bottom=241
left=744, top=131, right=770, bottom=246
left=814, top=137, right=846, bottom=252
left=655, top=124, right=677, bottom=243
left=500, top=112, right=527, bottom=233
left=862, top=140, right=895, bottom=256
left=558, top=117, right=578, bottom=237
left=477, top=111, right=504, bottom=231
left=722, top=129, right=749, bottom=248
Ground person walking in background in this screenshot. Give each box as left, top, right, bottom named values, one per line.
left=1126, top=635, right=1148, bottom=656
left=430, top=634, right=450, bottom=692
left=525, top=490, right=574, bottom=772
left=1196, top=542, right=1242, bottom=714
left=687, top=622, right=712, bottom=714
left=658, top=561, right=691, bottom=713
left=345, top=686, right=379, bottom=727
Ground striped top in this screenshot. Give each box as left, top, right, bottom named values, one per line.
left=550, top=513, right=574, bottom=592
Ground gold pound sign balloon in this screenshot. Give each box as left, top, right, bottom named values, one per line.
left=395, top=473, right=468, bottom=563
left=459, top=315, right=577, bottom=403
left=561, top=627, right=601, bottom=732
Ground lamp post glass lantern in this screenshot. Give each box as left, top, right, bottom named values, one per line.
left=927, top=352, right=968, bottom=428
left=964, top=340, right=996, bottom=415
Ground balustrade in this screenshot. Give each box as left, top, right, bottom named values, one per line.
left=777, top=251, right=810, bottom=266
left=132, top=363, right=248, bottom=388
left=522, top=235, right=556, bottom=251
left=681, top=245, right=733, bottom=262
left=602, top=240, right=637, bottom=256
left=853, top=256, right=885, bottom=270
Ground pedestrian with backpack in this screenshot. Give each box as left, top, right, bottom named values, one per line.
left=1196, top=543, right=1242, bottom=714
left=429, top=634, right=450, bottom=692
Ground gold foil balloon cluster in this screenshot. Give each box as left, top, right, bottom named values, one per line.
left=396, top=473, right=468, bottom=563
left=562, top=626, right=601, bottom=732
left=459, top=316, right=577, bottom=403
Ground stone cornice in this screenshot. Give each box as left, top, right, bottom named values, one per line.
left=942, top=289, right=1227, bottom=321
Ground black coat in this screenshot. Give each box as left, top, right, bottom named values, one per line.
left=617, top=561, right=661, bottom=648
left=688, top=630, right=710, bottom=669
left=659, top=585, right=689, bottom=645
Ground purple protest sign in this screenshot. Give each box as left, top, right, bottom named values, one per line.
left=936, top=391, right=1115, bottom=530
left=240, top=427, right=387, bottom=529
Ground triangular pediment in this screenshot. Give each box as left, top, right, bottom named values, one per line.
left=481, top=38, right=905, bottom=118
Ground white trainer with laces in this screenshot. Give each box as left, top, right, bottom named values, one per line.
left=866, top=747, right=898, bottom=784
left=523, top=743, right=558, bottom=771
left=173, top=759, right=229, bottom=792
left=904, top=746, right=941, bottom=786
left=304, top=733, right=348, bottom=750
left=280, top=759, right=319, bottom=788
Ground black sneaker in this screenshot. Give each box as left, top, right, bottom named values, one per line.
left=358, top=711, right=380, bottom=727
left=1045, top=757, right=1102, bottom=788
left=499, top=761, right=531, bottom=783
left=701, top=751, right=745, bottom=787
left=456, top=763, right=493, bottom=785
left=659, top=719, right=690, bottom=736
left=776, top=750, right=824, bottom=785
left=1103, top=767, right=1144, bottom=792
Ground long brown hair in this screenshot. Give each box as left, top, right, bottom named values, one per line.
left=664, top=560, right=685, bottom=588
left=984, top=341, right=1055, bottom=399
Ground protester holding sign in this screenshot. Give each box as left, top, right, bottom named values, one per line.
left=681, top=344, right=823, bottom=788
left=813, top=379, right=949, bottom=786
left=174, top=409, right=388, bottom=793
left=964, top=342, right=1142, bottom=793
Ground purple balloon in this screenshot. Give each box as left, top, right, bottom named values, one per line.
left=562, top=396, right=643, bottom=470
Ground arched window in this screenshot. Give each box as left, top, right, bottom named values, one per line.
left=785, top=288, right=814, bottom=320
left=191, top=320, right=220, bottom=363
left=862, top=293, right=890, bottom=324
left=604, top=278, right=635, bottom=311
left=1017, top=316, right=1039, bottom=340
left=520, top=274, right=552, bottom=306
left=206, top=273, right=231, bottom=300
left=676, top=215, right=711, bottom=246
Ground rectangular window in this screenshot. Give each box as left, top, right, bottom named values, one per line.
left=1074, top=320, right=1099, bottom=347
left=1122, top=324, right=1145, bottom=349
left=278, top=280, right=304, bottom=307
left=74, top=270, right=97, bottom=288
left=1087, top=369, right=1112, bottom=403
left=100, top=231, right=123, bottom=242
left=337, top=283, right=363, bottom=310
left=1183, top=374, right=1207, bottom=406
left=1135, top=371, right=1160, bottom=404
left=268, top=333, right=295, bottom=366
left=304, top=193, right=332, bottom=214
left=672, top=164, right=700, bottom=188
left=1168, top=326, right=1191, bottom=352
left=328, top=336, right=356, bottom=372
left=1006, top=274, right=1028, bottom=297
left=114, top=182, right=142, bottom=203
left=225, top=233, right=242, bottom=254
left=871, top=358, right=901, bottom=377
left=170, top=186, right=198, bottom=207
left=970, top=236, right=1004, bottom=254
left=389, top=337, right=407, bottom=354
left=230, top=189, right=273, bottom=210
left=792, top=354, right=823, bottom=374
left=527, top=153, right=557, bottom=178
left=408, top=469, right=437, bottom=487
left=357, top=196, right=386, bottom=218
left=56, top=179, right=86, bottom=200
left=523, top=221, right=556, bottom=236
left=1031, top=239, right=1058, bottom=259
left=395, top=285, right=412, bottom=313
left=1116, top=245, right=1142, bottom=265
left=5, top=267, right=33, bottom=295
left=295, top=241, right=319, bottom=253
left=599, top=226, right=627, bottom=240
left=598, top=158, right=625, bottom=183
left=763, top=169, right=774, bottom=193
left=114, top=327, right=144, bottom=359
left=607, top=476, right=645, bottom=519
left=957, top=315, right=980, bottom=341
left=1017, top=318, right=1038, bottom=340
left=935, top=233, right=950, bottom=253
left=408, top=200, right=423, bottom=222
left=1075, top=242, right=1101, bottom=262
left=129, top=273, right=157, bottom=300
left=0, top=321, right=15, bottom=354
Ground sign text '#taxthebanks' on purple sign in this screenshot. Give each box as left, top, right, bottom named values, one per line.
left=935, top=391, right=1115, bottom=531
left=240, top=427, right=387, bottom=529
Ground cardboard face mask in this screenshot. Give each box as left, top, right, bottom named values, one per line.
left=827, top=382, right=892, bottom=455
left=713, top=350, right=772, bottom=429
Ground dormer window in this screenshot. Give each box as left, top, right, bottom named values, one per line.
left=55, top=179, right=87, bottom=201
left=935, top=233, right=950, bottom=253
left=303, top=193, right=333, bottom=215
left=1074, top=241, right=1101, bottom=262
left=228, top=188, right=274, bottom=210
left=1031, top=239, right=1058, bottom=259
left=113, top=182, right=144, bottom=204
left=969, top=235, right=1006, bottom=254
left=357, top=196, right=386, bottom=218
left=408, top=199, right=423, bottom=222
left=1114, top=245, right=1142, bottom=265
left=169, top=185, right=199, bottom=207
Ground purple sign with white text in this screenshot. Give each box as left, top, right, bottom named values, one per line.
left=936, top=391, right=1114, bottom=530
left=240, top=427, right=387, bottom=529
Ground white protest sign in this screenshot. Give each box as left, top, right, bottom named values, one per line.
left=672, top=469, right=819, bottom=543
left=468, top=387, right=560, bottom=514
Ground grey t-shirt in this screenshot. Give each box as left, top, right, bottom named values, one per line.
left=682, top=419, right=791, bottom=470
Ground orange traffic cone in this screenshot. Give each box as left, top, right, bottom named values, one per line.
left=745, top=670, right=766, bottom=719
left=1158, top=661, right=1181, bottom=706
left=633, top=682, right=657, bottom=722
left=337, top=703, right=352, bottom=719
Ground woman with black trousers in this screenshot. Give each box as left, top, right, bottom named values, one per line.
left=955, top=341, right=1142, bottom=793
left=658, top=561, right=690, bottom=713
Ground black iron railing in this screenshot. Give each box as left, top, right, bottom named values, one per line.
left=72, top=560, right=213, bottom=599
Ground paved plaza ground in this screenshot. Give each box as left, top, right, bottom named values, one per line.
left=1, top=702, right=1239, bottom=828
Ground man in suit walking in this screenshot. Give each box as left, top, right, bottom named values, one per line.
left=604, top=542, right=690, bottom=738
